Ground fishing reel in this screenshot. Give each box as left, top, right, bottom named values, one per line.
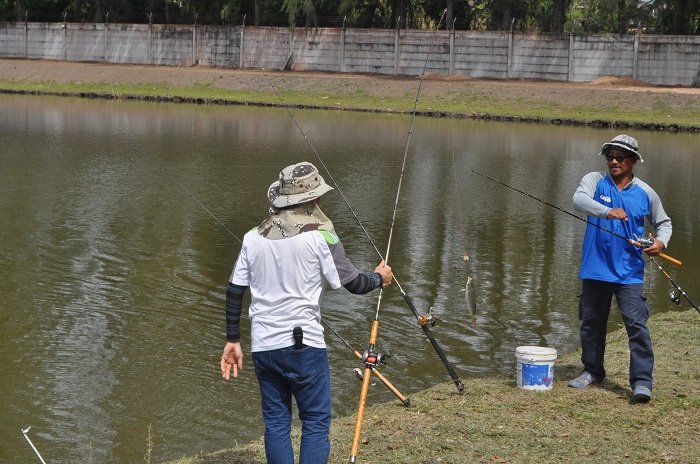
left=417, top=306, right=436, bottom=327
left=362, top=349, right=390, bottom=367
left=669, top=290, right=681, bottom=306
left=634, top=235, right=655, bottom=248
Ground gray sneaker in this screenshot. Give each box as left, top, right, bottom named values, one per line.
left=568, top=371, right=600, bottom=389
left=632, top=385, right=652, bottom=402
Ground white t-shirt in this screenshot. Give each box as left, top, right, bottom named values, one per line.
left=230, top=229, right=359, bottom=352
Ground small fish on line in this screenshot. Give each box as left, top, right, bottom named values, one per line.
left=459, top=276, right=478, bottom=327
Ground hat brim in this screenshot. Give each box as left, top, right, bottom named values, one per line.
left=268, top=181, right=334, bottom=208
left=599, top=142, right=644, bottom=163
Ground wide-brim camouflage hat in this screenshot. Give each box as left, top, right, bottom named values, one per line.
left=268, top=162, right=334, bottom=208
left=599, top=134, right=644, bottom=163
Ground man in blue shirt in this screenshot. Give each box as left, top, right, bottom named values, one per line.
left=568, top=135, right=672, bottom=402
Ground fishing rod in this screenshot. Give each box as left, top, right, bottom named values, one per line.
left=348, top=9, right=459, bottom=464
left=471, top=169, right=682, bottom=267
left=322, top=319, right=410, bottom=406
left=261, top=68, right=465, bottom=395
left=648, top=257, right=699, bottom=314
left=22, top=427, right=48, bottom=464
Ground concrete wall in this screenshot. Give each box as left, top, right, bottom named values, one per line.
left=637, top=35, right=700, bottom=86
left=1, top=22, right=699, bottom=86
left=453, top=31, right=508, bottom=78
left=343, top=29, right=396, bottom=75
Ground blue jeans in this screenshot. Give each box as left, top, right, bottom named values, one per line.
left=578, top=279, right=653, bottom=389
left=252, top=346, right=331, bottom=464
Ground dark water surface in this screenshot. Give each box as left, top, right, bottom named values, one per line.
left=1, top=94, right=698, bottom=463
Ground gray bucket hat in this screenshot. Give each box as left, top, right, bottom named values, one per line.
left=599, top=134, right=644, bottom=163
left=267, top=162, right=334, bottom=208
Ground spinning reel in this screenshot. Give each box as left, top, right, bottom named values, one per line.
left=635, top=235, right=655, bottom=248
left=669, top=290, right=682, bottom=306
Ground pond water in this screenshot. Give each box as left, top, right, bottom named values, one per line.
left=1, top=93, right=698, bottom=463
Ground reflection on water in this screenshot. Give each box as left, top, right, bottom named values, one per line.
left=1, top=94, right=698, bottom=463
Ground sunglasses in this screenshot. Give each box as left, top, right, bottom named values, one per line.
left=605, top=154, right=635, bottom=163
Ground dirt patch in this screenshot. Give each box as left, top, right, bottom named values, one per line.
left=588, top=75, right=654, bottom=87
left=3, top=58, right=698, bottom=98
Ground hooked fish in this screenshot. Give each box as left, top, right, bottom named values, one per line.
left=459, top=276, right=477, bottom=328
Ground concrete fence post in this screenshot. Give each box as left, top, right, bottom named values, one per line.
left=449, top=26, right=455, bottom=75
left=568, top=33, right=574, bottom=82
left=193, top=14, right=198, bottom=66
left=239, top=16, right=245, bottom=68
left=62, top=12, right=67, bottom=61
left=23, top=12, right=28, bottom=58
left=340, top=16, right=346, bottom=73
left=148, top=14, right=153, bottom=65
left=507, top=31, right=513, bottom=78
left=394, top=18, right=400, bottom=75
left=507, top=18, right=516, bottom=78
left=633, top=33, right=639, bottom=80
left=104, top=13, right=109, bottom=62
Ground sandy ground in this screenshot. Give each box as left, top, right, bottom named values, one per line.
left=1, top=58, right=699, bottom=114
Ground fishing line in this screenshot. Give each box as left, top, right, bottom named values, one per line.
left=450, top=124, right=478, bottom=328
left=159, top=165, right=243, bottom=244
left=471, top=169, right=682, bottom=266
left=451, top=127, right=470, bottom=264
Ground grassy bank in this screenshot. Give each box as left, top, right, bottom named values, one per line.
left=170, top=309, right=699, bottom=464
left=1, top=60, right=700, bottom=130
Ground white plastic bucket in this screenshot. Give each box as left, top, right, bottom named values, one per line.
left=516, top=346, right=557, bottom=391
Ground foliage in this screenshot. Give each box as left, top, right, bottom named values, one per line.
left=0, top=0, right=697, bottom=34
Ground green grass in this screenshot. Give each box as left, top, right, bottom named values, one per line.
left=165, top=309, right=700, bottom=464
left=2, top=75, right=699, bottom=128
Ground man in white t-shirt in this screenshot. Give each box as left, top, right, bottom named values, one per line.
left=220, top=162, right=392, bottom=464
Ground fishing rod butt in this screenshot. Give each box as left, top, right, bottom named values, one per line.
left=659, top=253, right=682, bottom=266
left=371, top=368, right=411, bottom=406
left=349, top=364, right=373, bottom=462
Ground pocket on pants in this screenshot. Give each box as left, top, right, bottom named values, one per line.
left=283, top=347, right=323, bottom=383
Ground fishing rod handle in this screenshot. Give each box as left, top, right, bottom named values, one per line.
left=370, top=367, right=411, bottom=406
left=658, top=253, right=682, bottom=266
left=629, top=240, right=682, bottom=266
left=349, top=364, right=373, bottom=462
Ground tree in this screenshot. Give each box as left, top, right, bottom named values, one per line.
left=551, top=0, right=569, bottom=33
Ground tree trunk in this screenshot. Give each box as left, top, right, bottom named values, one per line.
left=15, top=0, right=24, bottom=22
left=255, top=0, right=261, bottom=26
left=672, top=0, right=690, bottom=35
left=446, top=0, right=454, bottom=30
left=616, top=0, right=626, bottom=34
left=93, top=0, right=103, bottom=23
left=551, top=0, right=566, bottom=34
left=501, top=1, right=513, bottom=32
left=356, top=0, right=379, bottom=28
left=393, top=0, right=407, bottom=29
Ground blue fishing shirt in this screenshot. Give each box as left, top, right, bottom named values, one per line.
left=573, top=172, right=672, bottom=284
